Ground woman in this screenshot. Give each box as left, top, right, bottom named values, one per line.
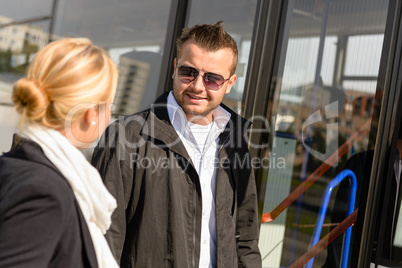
left=0, top=38, right=119, bottom=267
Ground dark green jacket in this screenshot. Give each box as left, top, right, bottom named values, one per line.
left=92, top=92, right=261, bottom=267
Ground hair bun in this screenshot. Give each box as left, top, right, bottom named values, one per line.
left=12, top=77, right=50, bottom=121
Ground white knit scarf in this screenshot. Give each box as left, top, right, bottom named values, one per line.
left=23, top=123, right=118, bottom=268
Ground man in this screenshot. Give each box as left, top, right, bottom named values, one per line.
left=91, top=21, right=261, bottom=267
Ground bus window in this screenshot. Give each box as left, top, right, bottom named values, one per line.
left=0, top=9, right=52, bottom=152
left=0, top=0, right=174, bottom=153
left=256, top=0, right=390, bottom=267
left=185, top=0, right=258, bottom=115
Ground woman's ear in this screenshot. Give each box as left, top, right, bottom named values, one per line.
left=64, top=105, right=99, bottom=149
left=83, top=106, right=99, bottom=128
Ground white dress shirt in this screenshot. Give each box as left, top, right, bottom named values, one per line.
left=167, top=92, right=231, bottom=268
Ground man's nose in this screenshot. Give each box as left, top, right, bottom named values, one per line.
left=192, top=73, right=206, bottom=91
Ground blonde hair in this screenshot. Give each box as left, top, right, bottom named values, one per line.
left=12, top=38, right=118, bottom=130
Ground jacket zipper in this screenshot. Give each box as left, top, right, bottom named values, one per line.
left=192, top=180, right=197, bottom=267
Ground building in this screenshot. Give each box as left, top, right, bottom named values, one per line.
left=114, top=51, right=161, bottom=115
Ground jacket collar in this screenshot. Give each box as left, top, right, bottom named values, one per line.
left=7, top=135, right=62, bottom=174
left=140, top=92, right=192, bottom=161
left=139, top=92, right=251, bottom=157
left=166, top=91, right=231, bottom=132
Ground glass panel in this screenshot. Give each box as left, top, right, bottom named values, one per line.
left=186, top=0, right=258, bottom=114
left=0, top=0, right=174, bottom=153
left=0, top=21, right=50, bottom=83
left=0, top=4, right=53, bottom=152
left=0, top=94, right=19, bottom=155
left=53, top=0, right=173, bottom=116
left=344, top=35, right=384, bottom=77
left=0, top=0, right=53, bottom=21
left=257, top=0, right=389, bottom=267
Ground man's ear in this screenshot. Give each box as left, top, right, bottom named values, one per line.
left=172, top=58, right=177, bottom=78
left=225, top=74, right=237, bottom=94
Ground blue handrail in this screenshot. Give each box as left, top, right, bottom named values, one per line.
left=306, top=169, right=357, bottom=268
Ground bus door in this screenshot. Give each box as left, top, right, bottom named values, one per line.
left=252, top=0, right=395, bottom=267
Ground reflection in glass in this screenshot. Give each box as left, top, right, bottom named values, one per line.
left=0, top=0, right=53, bottom=21
left=53, top=0, right=172, bottom=116
left=0, top=0, right=174, bottom=154
left=0, top=17, right=50, bottom=153
left=257, top=0, right=389, bottom=267
left=0, top=20, right=50, bottom=93
left=344, top=35, right=384, bottom=77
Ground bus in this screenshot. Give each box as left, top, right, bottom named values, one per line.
left=0, top=0, right=401, bottom=267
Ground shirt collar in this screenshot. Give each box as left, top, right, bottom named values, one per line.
left=167, top=91, right=188, bottom=133
left=212, top=102, right=231, bottom=132
left=167, top=91, right=231, bottom=134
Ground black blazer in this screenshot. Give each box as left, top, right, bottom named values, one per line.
left=0, top=135, right=98, bottom=268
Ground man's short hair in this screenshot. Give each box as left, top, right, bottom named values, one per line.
left=176, top=21, right=238, bottom=75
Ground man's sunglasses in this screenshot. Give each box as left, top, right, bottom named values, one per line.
left=176, top=65, right=230, bottom=91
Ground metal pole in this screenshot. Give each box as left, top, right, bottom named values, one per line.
left=48, top=0, right=59, bottom=42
